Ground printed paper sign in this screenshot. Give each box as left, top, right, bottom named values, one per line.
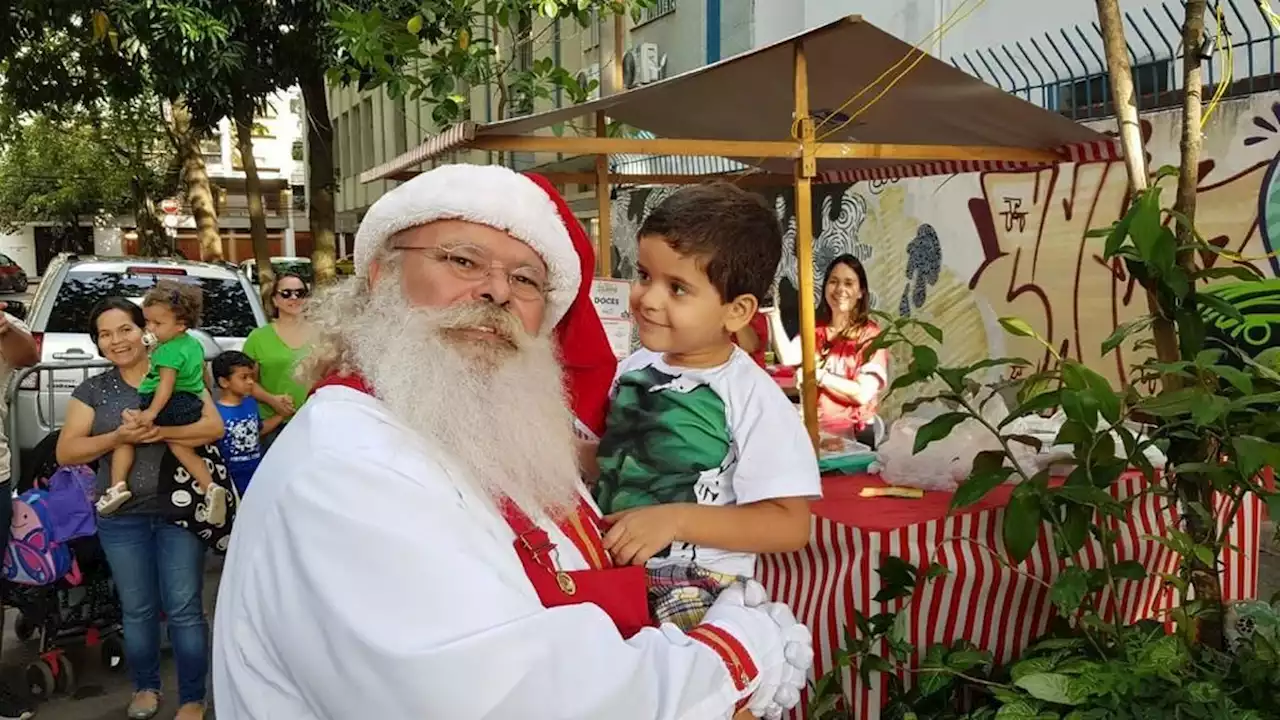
left=601, top=318, right=634, bottom=359
left=590, top=278, right=631, bottom=321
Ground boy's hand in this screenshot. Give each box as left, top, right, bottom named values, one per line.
left=602, top=504, right=689, bottom=566
left=137, top=411, right=158, bottom=427
left=271, top=394, right=296, bottom=417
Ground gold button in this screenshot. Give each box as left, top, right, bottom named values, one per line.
left=556, top=572, right=577, bottom=596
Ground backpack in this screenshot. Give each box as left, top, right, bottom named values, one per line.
left=2, top=488, right=82, bottom=587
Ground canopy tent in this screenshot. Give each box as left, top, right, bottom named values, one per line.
left=360, top=14, right=1120, bottom=447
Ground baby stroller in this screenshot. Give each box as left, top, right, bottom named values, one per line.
left=1, top=433, right=124, bottom=701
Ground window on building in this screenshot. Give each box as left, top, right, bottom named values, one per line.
left=340, top=111, right=352, bottom=180
left=393, top=95, right=409, bottom=156
left=637, top=0, right=676, bottom=25
left=350, top=103, right=362, bottom=174
left=289, top=97, right=302, bottom=116
left=360, top=97, right=375, bottom=170
left=200, top=138, right=222, bottom=165
left=292, top=140, right=305, bottom=162
left=585, top=9, right=600, bottom=49
left=291, top=184, right=307, bottom=211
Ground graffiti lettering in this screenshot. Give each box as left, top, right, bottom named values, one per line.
left=1000, top=197, right=1029, bottom=233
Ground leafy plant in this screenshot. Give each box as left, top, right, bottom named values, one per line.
left=808, top=174, right=1280, bottom=718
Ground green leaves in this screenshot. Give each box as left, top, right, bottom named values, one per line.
left=1015, top=672, right=1083, bottom=705
left=1003, top=483, right=1044, bottom=564
left=913, top=413, right=970, bottom=454
left=953, top=450, right=1014, bottom=509
left=1049, top=567, right=1089, bottom=615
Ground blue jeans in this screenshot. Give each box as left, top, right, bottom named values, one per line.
left=97, top=514, right=208, bottom=704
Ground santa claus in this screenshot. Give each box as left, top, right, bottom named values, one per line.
left=211, top=164, right=812, bottom=719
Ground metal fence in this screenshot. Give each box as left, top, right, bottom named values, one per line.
left=952, top=0, right=1280, bottom=121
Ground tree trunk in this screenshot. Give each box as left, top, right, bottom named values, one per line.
left=169, top=105, right=223, bottom=261
left=234, top=105, right=273, bottom=288
left=131, top=176, right=169, bottom=257
left=299, top=68, right=336, bottom=284
left=1096, top=0, right=1182, bottom=374
left=1170, top=0, right=1224, bottom=652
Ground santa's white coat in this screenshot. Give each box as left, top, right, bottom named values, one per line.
left=211, top=385, right=745, bottom=719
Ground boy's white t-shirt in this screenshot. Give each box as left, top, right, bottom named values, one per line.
left=595, top=346, right=821, bottom=578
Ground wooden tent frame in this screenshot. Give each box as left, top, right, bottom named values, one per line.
left=366, top=27, right=1077, bottom=450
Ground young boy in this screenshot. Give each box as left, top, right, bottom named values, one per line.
left=212, top=351, right=283, bottom=497
left=592, top=182, right=821, bottom=631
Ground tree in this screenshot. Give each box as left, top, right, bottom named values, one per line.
left=330, top=1, right=650, bottom=127
left=1096, top=0, right=1225, bottom=648
left=0, top=97, right=175, bottom=255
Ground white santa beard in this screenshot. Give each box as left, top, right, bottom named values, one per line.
left=348, top=276, right=582, bottom=518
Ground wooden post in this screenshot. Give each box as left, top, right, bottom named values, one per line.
left=595, top=111, right=612, bottom=278
left=793, top=40, right=820, bottom=450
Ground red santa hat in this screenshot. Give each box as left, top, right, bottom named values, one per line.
left=353, top=164, right=581, bottom=327
left=523, top=172, right=618, bottom=440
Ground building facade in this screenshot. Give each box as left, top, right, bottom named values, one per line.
left=325, top=0, right=757, bottom=248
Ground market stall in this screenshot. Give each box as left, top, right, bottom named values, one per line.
left=358, top=14, right=1122, bottom=448
left=759, top=473, right=1267, bottom=719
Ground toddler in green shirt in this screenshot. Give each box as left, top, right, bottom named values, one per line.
left=98, top=280, right=228, bottom=525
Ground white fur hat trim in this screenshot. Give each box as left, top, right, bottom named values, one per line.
left=353, top=163, right=581, bottom=327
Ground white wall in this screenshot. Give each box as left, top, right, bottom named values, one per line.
left=753, top=0, right=1276, bottom=94
left=0, top=227, right=37, bottom=276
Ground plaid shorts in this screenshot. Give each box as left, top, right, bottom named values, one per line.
left=647, top=564, right=746, bottom=631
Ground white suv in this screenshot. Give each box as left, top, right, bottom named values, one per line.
left=9, top=254, right=267, bottom=479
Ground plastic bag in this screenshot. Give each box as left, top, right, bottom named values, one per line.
left=876, top=391, right=1009, bottom=492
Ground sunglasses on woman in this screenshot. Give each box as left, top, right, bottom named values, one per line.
left=276, top=288, right=309, bottom=300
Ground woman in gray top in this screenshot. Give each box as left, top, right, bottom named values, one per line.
left=56, top=297, right=224, bottom=720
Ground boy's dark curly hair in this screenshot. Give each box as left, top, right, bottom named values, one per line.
left=143, top=279, right=203, bottom=328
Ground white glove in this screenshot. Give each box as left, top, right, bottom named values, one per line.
left=692, top=580, right=814, bottom=719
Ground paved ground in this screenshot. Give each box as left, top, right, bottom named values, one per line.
left=1, top=561, right=222, bottom=720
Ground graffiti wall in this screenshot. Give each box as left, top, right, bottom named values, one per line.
left=610, top=93, right=1280, bottom=417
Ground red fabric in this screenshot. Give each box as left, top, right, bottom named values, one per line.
left=813, top=474, right=1023, bottom=531
left=500, top=499, right=655, bottom=639
left=524, top=173, right=618, bottom=438
left=815, top=321, right=888, bottom=435
left=733, top=312, right=769, bottom=368
left=688, top=624, right=759, bottom=709
left=309, top=372, right=375, bottom=397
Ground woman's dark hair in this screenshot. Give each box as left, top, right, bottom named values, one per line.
left=266, top=272, right=310, bottom=319
left=817, top=254, right=871, bottom=328
left=87, top=297, right=146, bottom=357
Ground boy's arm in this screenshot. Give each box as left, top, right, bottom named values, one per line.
left=140, top=368, right=177, bottom=424
left=602, top=498, right=811, bottom=567
left=262, top=414, right=285, bottom=436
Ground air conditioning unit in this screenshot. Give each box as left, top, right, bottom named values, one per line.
left=623, top=43, right=667, bottom=88
left=574, top=62, right=602, bottom=100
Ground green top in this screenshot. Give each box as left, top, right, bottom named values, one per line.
left=243, top=324, right=311, bottom=420
left=140, top=332, right=207, bottom=396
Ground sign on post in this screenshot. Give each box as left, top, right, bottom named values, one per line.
left=591, top=278, right=633, bottom=359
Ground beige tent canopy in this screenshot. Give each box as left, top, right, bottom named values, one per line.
left=361, top=14, right=1119, bottom=447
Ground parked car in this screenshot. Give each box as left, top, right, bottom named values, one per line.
left=0, top=253, right=29, bottom=293
left=7, top=254, right=268, bottom=473
left=240, top=256, right=314, bottom=286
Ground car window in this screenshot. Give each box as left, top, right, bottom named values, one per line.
left=0, top=254, right=11, bottom=265
left=45, top=271, right=259, bottom=337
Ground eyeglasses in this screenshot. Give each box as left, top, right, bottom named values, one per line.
left=393, top=244, right=549, bottom=302
left=276, top=289, right=309, bottom=300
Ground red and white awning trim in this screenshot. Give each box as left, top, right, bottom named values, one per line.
left=814, top=138, right=1122, bottom=185
left=360, top=122, right=477, bottom=184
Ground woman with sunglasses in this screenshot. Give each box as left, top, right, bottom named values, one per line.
left=244, top=273, right=315, bottom=449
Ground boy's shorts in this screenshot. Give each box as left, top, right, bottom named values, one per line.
left=647, top=563, right=747, bottom=631
left=139, top=391, right=204, bottom=427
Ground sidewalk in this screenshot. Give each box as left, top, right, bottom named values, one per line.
left=2, top=563, right=221, bottom=720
